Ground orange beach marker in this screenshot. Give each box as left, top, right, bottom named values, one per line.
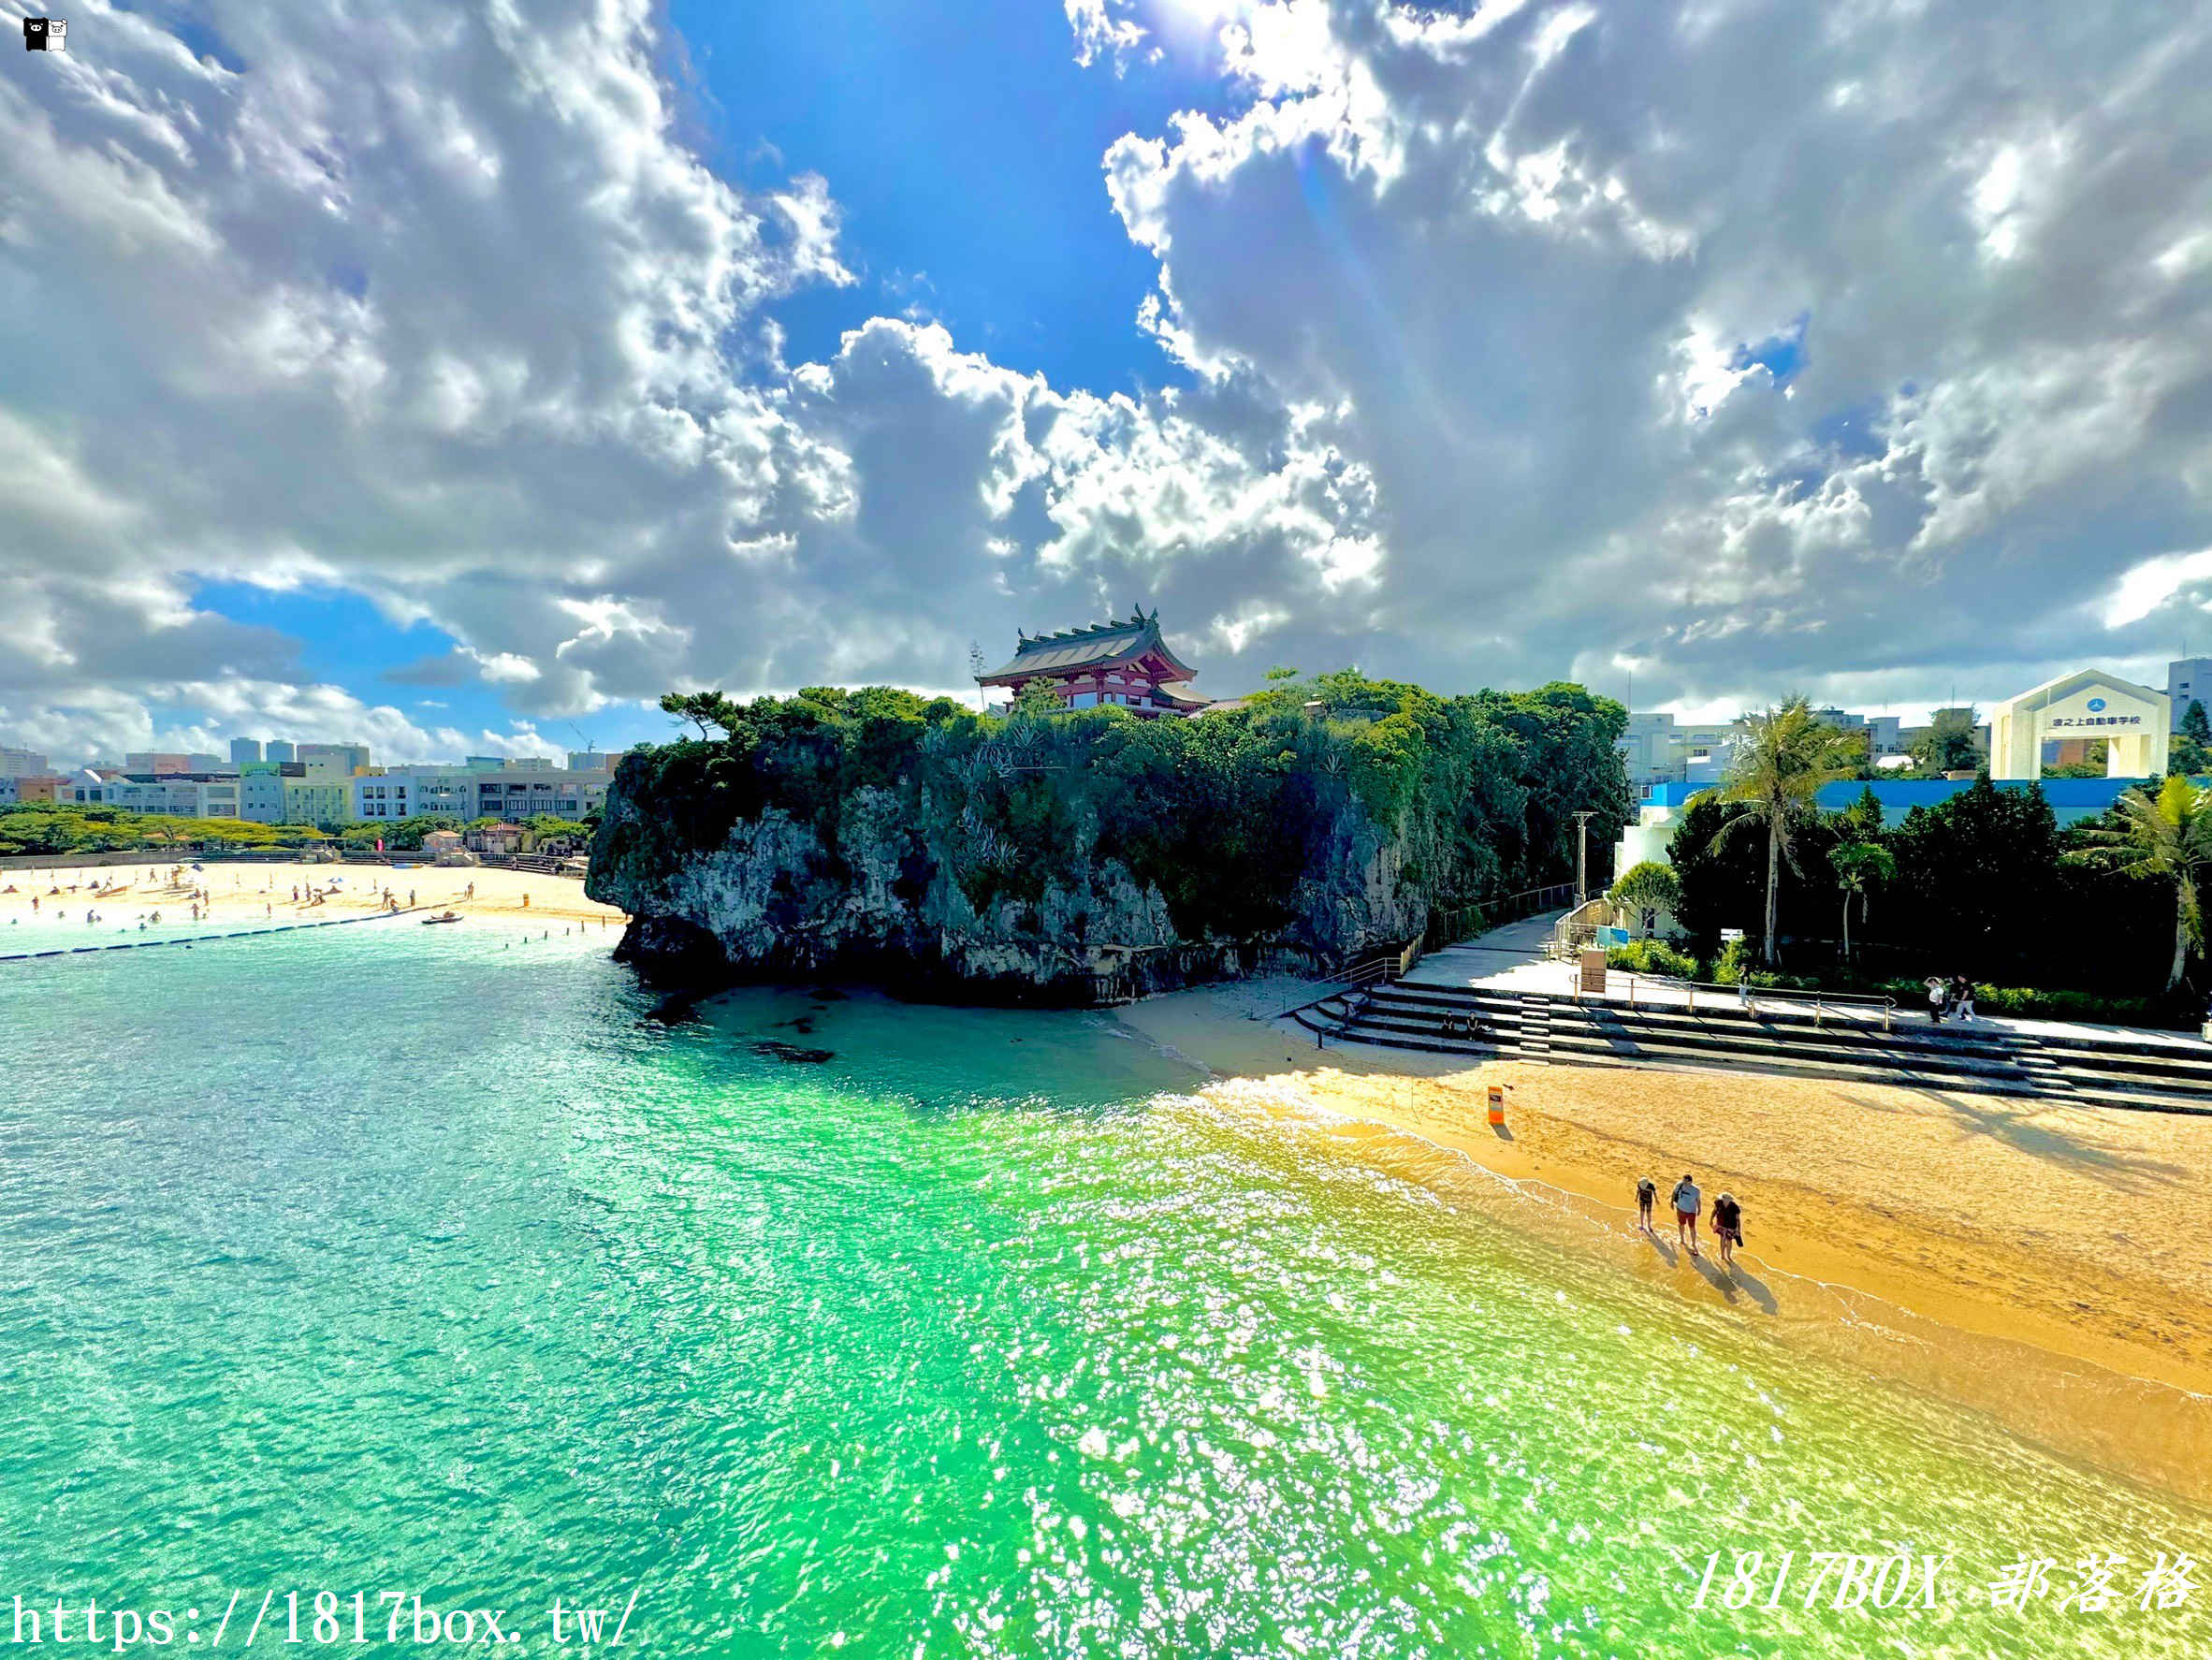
left=1487, top=1085, right=1507, bottom=1128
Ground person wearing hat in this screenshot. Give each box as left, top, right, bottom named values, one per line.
left=1712, top=1191, right=1744, bottom=1269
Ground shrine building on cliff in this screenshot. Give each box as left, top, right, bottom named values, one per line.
left=975, top=607, right=1213, bottom=719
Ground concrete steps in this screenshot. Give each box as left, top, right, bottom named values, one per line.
left=1299, top=982, right=2212, bottom=1114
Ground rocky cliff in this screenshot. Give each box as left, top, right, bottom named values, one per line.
left=586, top=677, right=1628, bottom=1005
left=590, top=781, right=1420, bottom=1004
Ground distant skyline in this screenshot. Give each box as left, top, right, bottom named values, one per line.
left=4, top=2, right=2210, bottom=766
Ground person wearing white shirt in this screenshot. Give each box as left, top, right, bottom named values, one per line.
left=1670, top=1173, right=1703, bottom=1255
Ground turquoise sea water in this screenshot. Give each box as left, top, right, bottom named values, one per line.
left=2, top=923, right=2207, bottom=1658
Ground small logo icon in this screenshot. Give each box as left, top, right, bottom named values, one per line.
left=2087, top=697, right=2107, bottom=712
left=22, top=17, right=65, bottom=51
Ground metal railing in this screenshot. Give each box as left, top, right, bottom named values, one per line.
left=1583, top=969, right=1897, bottom=1031
left=1425, top=881, right=1578, bottom=950
left=1273, top=948, right=1405, bottom=1023
left=1090, top=938, right=1327, bottom=1007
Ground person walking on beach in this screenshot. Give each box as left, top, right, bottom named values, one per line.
left=1671, top=1172, right=1703, bottom=1254
left=1636, top=1175, right=1656, bottom=1231
left=1712, top=1191, right=1744, bottom=1269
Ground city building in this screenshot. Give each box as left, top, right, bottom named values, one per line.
left=461, top=766, right=608, bottom=822
left=58, top=773, right=243, bottom=817
left=1615, top=713, right=1677, bottom=788
left=353, top=768, right=452, bottom=822
left=0, top=745, right=51, bottom=779
left=230, top=737, right=264, bottom=765
left=567, top=750, right=625, bottom=773
left=1616, top=714, right=1749, bottom=794
left=283, top=779, right=352, bottom=827
left=236, top=761, right=306, bottom=823
left=351, top=764, right=611, bottom=823
left=10, top=775, right=67, bottom=804
left=975, top=607, right=1213, bottom=718
left=2169, top=657, right=2212, bottom=732
left=122, top=751, right=193, bottom=776
left=265, top=739, right=296, bottom=763
left=296, top=742, right=371, bottom=778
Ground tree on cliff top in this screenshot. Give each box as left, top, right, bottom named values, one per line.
left=659, top=689, right=743, bottom=739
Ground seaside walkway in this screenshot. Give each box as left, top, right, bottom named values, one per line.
left=1295, top=913, right=2212, bottom=1114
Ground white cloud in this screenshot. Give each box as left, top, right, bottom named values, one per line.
left=1, top=0, right=1374, bottom=763
left=6, top=0, right=2212, bottom=768
left=1087, top=0, right=2212, bottom=711
left=2103, top=546, right=2212, bottom=631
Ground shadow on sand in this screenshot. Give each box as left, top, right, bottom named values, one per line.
left=1841, top=1088, right=2190, bottom=1194
left=1713, top=1256, right=1781, bottom=1313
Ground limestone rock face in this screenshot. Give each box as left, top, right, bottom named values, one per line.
left=589, top=773, right=1426, bottom=1005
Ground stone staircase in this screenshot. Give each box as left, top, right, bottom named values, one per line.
left=1289, top=982, right=2212, bottom=1114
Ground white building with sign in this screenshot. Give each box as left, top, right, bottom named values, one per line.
left=1987, top=669, right=2168, bottom=779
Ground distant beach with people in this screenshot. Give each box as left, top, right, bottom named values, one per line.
left=0, top=857, right=627, bottom=942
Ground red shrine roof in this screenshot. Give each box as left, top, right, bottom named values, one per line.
left=976, top=607, right=1200, bottom=686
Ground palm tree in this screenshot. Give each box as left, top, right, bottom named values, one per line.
left=1829, top=841, right=1895, bottom=965
left=1709, top=697, right=1864, bottom=965
left=2091, top=775, right=2212, bottom=992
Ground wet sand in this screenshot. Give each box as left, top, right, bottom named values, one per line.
left=1121, top=977, right=2212, bottom=1502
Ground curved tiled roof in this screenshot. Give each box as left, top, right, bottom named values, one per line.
left=977, top=607, right=1197, bottom=684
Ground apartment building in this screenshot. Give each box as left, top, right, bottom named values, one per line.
left=235, top=761, right=307, bottom=823
left=283, top=779, right=352, bottom=826
left=59, top=773, right=243, bottom=817
left=350, top=764, right=610, bottom=823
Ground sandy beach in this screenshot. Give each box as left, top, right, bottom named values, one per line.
left=0, top=856, right=627, bottom=938
left=1122, top=976, right=2212, bottom=1500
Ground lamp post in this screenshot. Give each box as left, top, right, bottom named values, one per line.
left=1573, top=810, right=1596, bottom=908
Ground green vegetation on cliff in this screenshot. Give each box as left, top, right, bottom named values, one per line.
left=591, top=673, right=1630, bottom=995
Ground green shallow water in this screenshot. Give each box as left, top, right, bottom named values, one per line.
left=2, top=924, right=2206, bottom=1658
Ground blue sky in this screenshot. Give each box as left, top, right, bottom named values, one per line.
left=672, top=0, right=1236, bottom=393
left=4, top=0, right=2210, bottom=767
left=143, top=0, right=1254, bottom=763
